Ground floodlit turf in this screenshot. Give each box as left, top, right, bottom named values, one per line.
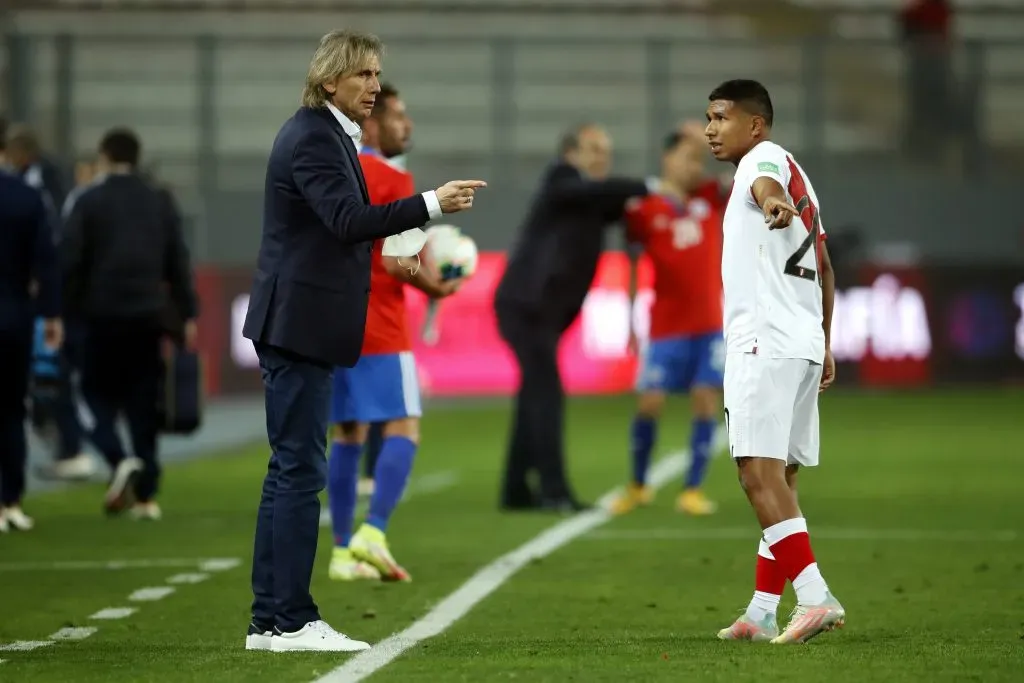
left=2, top=389, right=1023, bottom=682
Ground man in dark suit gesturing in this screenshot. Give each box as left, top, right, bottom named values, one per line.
left=241, top=30, right=485, bottom=654
left=494, top=124, right=650, bottom=513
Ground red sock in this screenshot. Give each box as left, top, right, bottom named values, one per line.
left=755, top=553, right=787, bottom=595
left=768, top=531, right=816, bottom=582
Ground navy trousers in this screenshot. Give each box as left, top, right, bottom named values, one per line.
left=251, top=342, right=331, bottom=633
left=0, top=325, right=32, bottom=506
left=80, top=318, right=163, bottom=502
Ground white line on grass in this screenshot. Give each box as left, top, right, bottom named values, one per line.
left=128, top=587, right=176, bottom=602
left=319, top=469, right=460, bottom=528
left=313, top=453, right=688, bottom=683
left=586, top=527, right=1020, bottom=542
left=0, top=641, right=51, bottom=652
left=167, top=572, right=210, bottom=585
left=0, top=556, right=243, bottom=656
left=89, top=607, right=138, bottom=620
left=0, top=557, right=241, bottom=573
left=49, top=627, right=97, bottom=641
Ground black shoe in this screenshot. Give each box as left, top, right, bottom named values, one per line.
left=537, top=497, right=592, bottom=514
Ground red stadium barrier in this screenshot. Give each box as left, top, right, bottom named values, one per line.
left=194, top=254, right=1024, bottom=397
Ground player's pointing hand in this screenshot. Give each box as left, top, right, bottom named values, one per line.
left=762, top=196, right=798, bottom=230
left=436, top=180, right=487, bottom=215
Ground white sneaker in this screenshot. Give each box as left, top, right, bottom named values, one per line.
left=4, top=506, right=34, bottom=531
left=130, top=502, right=162, bottom=521
left=37, top=453, right=97, bottom=481
left=0, top=511, right=9, bottom=534
left=105, top=458, right=144, bottom=515
left=270, top=620, right=371, bottom=653
left=245, top=625, right=273, bottom=651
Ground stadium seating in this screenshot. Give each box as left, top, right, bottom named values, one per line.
left=2, top=1, right=1021, bottom=195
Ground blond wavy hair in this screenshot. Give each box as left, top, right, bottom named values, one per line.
left=301, top=30, right=384, bottom=108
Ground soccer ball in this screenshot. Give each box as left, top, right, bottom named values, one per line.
left=425, top=224, right=478, bottom=280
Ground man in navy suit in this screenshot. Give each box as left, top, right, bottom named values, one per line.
left=241, top=29, right=485, bottom=654
left=0, top=131, right=63, bottom=533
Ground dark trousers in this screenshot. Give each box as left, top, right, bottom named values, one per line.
left=495, top=303, right=573, bottom=503
left=251, top=342, right=330, bottom=633
left=54, top=321, right=88, bottom=459
left=0, top=326, right=32, bottom=506
left=80, top=318, right=162, bottom=501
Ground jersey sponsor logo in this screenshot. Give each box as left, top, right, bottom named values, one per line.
left=687, top=198, right=711, bottom=220
left=670, top=217, right=703, bottom=250
left=757, top=161, right=781, bottom=175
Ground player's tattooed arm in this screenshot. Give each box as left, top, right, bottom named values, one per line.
left=750, top=176, right=799, bottom=230
left=383, top=255, right=461, bottom=298
left=819, top=241, right=836, bottom=392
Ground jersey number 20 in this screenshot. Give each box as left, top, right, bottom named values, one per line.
left=784, top=161, right=820, bottom=284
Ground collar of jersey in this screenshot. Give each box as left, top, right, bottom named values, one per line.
left=357, top=144, right=406, bottom=171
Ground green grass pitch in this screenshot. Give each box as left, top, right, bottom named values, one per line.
left=2, top=389, right=1022, bottom=681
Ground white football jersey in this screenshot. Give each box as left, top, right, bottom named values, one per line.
left=721, top=140, right=827, bottom=362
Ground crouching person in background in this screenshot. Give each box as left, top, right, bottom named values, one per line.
left=61, top=128, right=198, bottom=520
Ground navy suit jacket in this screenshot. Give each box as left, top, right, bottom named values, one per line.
left=0, top=170, right=59, bottom=333
left=242, top=106, right=431, bottom=367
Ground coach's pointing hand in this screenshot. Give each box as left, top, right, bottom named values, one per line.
left=436, top=180, right=487, bottom=214
left=762, top=196, right=798, bottom=230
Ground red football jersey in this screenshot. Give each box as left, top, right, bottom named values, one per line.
left=359, top=150, right=416, bottom=355
left=626, top=180, right=726, bottom=340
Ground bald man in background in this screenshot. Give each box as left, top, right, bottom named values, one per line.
left=494, top=124, right=652, bottom=513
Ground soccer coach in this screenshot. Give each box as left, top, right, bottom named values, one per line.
left=241, top=30, right=485, bottom=654
left=494, top=123, right=650, bottom=513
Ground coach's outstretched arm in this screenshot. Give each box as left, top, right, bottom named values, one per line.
left=548, top=175, right=649, bottom=215
left=293, top=128, right=485, bottom=244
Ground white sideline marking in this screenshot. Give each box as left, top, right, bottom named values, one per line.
left=0, top=641, right=52, bottom=652
left=0, top=558, right=241, bottom=662
left=198, top=558, right=241, bottom=572
left=408, top=470, right=460, bottom=496
left=49, top=627, right=97, bottom=641
left=167, top=572, right=210, bottom=585
left=128, top=587, right=175, bottom=602
left=0, top=557, right=241, bottom=573
left=319, top=469, right=460, bottom=528
left=0, top=641, right=50, bottom=652
left=313, top=453, right=688, bottom=683
left=89, top=607, right=137, bottom=620
left=586, top=528, right=1020, bottom=542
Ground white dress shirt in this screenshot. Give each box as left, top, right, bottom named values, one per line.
left=326, top=102, right=441, bottom=220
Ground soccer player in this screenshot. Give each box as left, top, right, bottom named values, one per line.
left=704, top=79, right=843, bottom=644
left=611, top=127, right=727, bottom=517
left=326, top=83, right=460, bottom=582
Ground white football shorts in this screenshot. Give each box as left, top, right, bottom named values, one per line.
left=723, top=352, right=822, bottom=466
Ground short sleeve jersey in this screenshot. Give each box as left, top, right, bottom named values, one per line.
left=625, top=180, right=726, bottom=339
left=721, top=141, right=827, bottom=362
left=359, top=150, right=416, bottom=355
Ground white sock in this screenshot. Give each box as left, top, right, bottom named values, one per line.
left=762, top=517, right=807, bottom=545
left=746, top=591, right=781, bottom=621
left=793, top=562, right=829, bottom=606
left=745, top=539, right=782, bottom=621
